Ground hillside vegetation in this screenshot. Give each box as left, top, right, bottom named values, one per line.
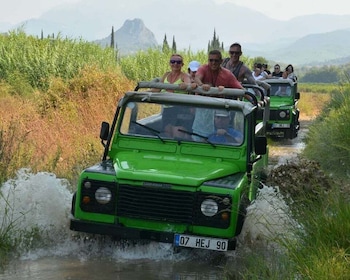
left=0, top=31, right=131, bottom=182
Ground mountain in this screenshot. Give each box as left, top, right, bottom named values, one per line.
left=94, top=19, right=157, bottom=55
left=1, top=0, right=350, bottom=66
left=244, top=29, right=350, bottom=66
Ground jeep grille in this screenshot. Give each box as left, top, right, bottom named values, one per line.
left=117, top=184, right=196, bottom=223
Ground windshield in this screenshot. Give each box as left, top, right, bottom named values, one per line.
left=120, top=101, right=244, bottom=146
left=270, top=84, right=292, bottom=97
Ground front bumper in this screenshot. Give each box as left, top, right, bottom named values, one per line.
left=70, top=219, right=174, bottom=243
left=70, top=219, right=237, bottom=250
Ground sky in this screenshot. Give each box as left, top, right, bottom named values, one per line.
left=216, top=0, right=349, bottom=20
left=0, top=0, right=348, bottom=24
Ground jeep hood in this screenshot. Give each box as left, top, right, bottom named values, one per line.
left=270, top=99, right=293, bottom=107
left=114, top=151, right=241, bottom=186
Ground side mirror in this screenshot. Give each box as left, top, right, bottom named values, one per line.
left=295, top=91, right=300, bottom=100
left=100, top=121, right=110, bottom=141
left=255, top=136, right=267, bottom=155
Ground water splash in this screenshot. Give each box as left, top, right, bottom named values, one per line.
left=0, top=169, right=180, bottom=262
left=1, top=170, right=296, bottom=261
left=239, top=184, right=298, bottom=250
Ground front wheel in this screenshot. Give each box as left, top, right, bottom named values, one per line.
left=235, top=195, right=250, bottom=236
left=71, top=192, right=76, bottom=216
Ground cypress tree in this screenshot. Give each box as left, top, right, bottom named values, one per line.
left=208, top=29, right=224, bottom=52
left=162, top=34, right=170, bottom=53
left=110, top=26, right=115, bottom=49
left=172, top=36, right=177, bottom=53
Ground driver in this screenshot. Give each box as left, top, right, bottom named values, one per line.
left=207, top=110, right=243, bottom=144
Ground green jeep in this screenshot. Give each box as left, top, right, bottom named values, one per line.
left=70, top=81, right=269, bottom=252
left=264, top=78, right=300, bottom=139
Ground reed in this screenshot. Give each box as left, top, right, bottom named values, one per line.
left=0, top=29, right=117, bottom=93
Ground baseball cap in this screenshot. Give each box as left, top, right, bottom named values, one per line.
left=188, top=61, right=200, bottom=72
left=215, top=110, right=230, bottom=117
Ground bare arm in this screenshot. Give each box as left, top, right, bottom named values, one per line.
left=149, top=72, right=169, bottom=92
left=242, top=67, right=257, bottom=85
left=194, top=74, right=204, bottom=86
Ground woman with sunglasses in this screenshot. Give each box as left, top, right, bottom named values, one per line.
left=151, top=54, right=191, bottom=93
left=150, top=54, right=192, bottom=138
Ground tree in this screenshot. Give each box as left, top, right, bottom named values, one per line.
left=208, top=29, right=224, bottom=52
left=110, top=26, right=115, bottom=49
left=251, top=56, right=269, bottom=67
left=172, top=36, right=177, bottom=53
left=162, top=34, right=170, bottom=53
left=299, top=66, right=340, bottom=83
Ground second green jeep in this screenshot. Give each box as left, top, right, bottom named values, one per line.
left=264, top=78, right=300, bottom=139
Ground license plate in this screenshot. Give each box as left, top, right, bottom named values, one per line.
left=272, top=123, right=290, bottom=128
left=174, top=234, right=228, bottom=251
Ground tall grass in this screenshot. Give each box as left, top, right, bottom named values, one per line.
left=0, top=122, right=32, bottom=184
left=117, top=48, right=255, bottom=82
left=0, top=29, right=117, bottom=93
left=118, top=48, right=208, bottom=81
left=298, top=83, right=339, bottom=94
left=297, top=90, right=330, bottom=119
left=282, top=190, right=350, bottom=280
left=0, top=31, right=132, bottom=183
left=230, top=187, right=350, bottom=280
left=303, top=83, right=350, bottom=179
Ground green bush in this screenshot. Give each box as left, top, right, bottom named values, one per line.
left=303, top=84, right=350, bottom=179
left=282, top=190, right=350, bottom=280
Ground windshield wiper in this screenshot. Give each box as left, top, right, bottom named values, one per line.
left=178, top=129, right=216, bottom=147
left=131, top=121, right=165, bottom=143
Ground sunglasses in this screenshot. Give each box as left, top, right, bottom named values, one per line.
left=229, top=51, right=241, bottom=55
left=209, top=59, right=220, bottom=63
left=274, top=67, right=280, bottom=70
left=170, top=60, right=182, bottom=64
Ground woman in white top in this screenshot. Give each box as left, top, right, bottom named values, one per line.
left=252, top=63, right=266, bottom=81
left=285, top=64, right=297, bottom=82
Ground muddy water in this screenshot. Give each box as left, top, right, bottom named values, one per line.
left=0, top=123, right=309, bottom=279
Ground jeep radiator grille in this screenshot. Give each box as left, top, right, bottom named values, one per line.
left=117, top=184, right=196, bottom=223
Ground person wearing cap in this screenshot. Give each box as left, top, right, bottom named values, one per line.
left=188, top=60, right=200, bottom=82
left=208, top=110, right=243, bottom=144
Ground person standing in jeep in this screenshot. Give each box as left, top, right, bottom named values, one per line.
left=222, top=43, right=257, bottom=85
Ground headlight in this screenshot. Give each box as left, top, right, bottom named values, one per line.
left=279, top=111, right=287, bottom=118
left=201, top=199, right=218, bottom=217
left=95, top=187, right=112, bottom=204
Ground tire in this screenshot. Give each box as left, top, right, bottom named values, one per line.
left=235, top=195, right=249, bottom=236
left=71, top=192, right=76, bottom=216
